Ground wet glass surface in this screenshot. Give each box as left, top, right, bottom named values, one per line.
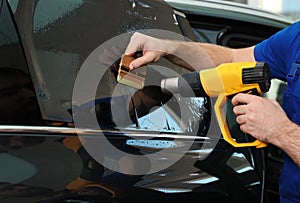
left=8, top=0, right=183, bottom=123
left=0, top=1, right=43, bottom=125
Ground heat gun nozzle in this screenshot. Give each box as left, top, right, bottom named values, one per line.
left=161, top=72, right=208, bottom=97
left=161, top=77, right=179, bottom=94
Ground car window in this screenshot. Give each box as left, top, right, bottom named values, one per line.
left=7, top=0, right=180, bottom=122
left=0, top=0, right=16, bottom=45
left=0, top=0, right=24, bottom=69
left=0, top=0, right=43, bottom=125
left=7, top=0, right=211, bottom=136
left=0, top=68, right=43, bottom=125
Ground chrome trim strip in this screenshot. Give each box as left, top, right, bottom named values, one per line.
left=0, top=125, right=210, bottom=141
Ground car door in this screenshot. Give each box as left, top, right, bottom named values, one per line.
left=0, top=0, right=264, bottom=202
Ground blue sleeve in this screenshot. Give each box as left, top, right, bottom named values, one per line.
left=254, top=21, right=300, bottom=81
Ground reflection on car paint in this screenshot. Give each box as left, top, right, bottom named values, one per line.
left=152, top=188, right=192, bottom=193
left=184, top=176, right=219, bottom=184
left=126, top=139, right=182, bottom=149
left=186, top=149, right=214, bottom=158
left=0, top=153, right=36, bottom=183
left=226, top=152, right=254, bottom=174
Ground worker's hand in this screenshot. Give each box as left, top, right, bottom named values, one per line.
left=125, top=32, right=168, bottom=70
left=232, top=93, right=289, bottom=144
left=125, top=32, right=216, bottom=71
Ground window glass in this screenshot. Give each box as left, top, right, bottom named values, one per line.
left=9, top=0, right=179, bottom=123
left=8, top=0, right=211, bottom=135
left=0, top=0, right=25, bottom=70
left=0, top=1, right=18, bottom=46
left=0, top=1, right=43, bottom=125
left=0, top=68, right=43, bottom=125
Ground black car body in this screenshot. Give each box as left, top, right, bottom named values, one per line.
left=0, top=0, right=291, bottom=202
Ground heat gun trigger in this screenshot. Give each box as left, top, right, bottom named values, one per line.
left=221, top=88, right=268, bottom=148
left=226, top=88, right=261, bottom=107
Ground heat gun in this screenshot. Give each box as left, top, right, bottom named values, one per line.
left=161, top=62, right=271, bottom=148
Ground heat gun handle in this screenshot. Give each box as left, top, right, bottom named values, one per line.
left=214, top=94, right=268, bottom=148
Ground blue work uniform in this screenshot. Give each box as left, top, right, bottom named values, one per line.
left=254, top=21, right=300, bottom=202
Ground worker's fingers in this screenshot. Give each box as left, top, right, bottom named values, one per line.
left=233, top=104, right=247, bottom=115
left=231, top=93, right=256, bottom=106
left=129, top=51, right=161, bottom=70
left=236, top=114, right=247, bottom=125
left=125, top=32, right=166, bottom=70
left=129, top=56, right=148, bottom=70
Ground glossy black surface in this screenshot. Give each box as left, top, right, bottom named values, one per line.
left=0, top=0, right=274, bottom=202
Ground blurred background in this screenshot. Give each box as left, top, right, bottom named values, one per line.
left=222, top=0, right=300, bottom=21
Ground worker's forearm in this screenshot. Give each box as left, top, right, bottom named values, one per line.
left=164, top=41, right=255, bottom=71
left=272, top=121, right=300, bottom=168
left=164, top=41, right=232, bottom=70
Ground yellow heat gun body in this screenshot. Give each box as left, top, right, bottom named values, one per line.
left=161, top=62, right=271, bottom=148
